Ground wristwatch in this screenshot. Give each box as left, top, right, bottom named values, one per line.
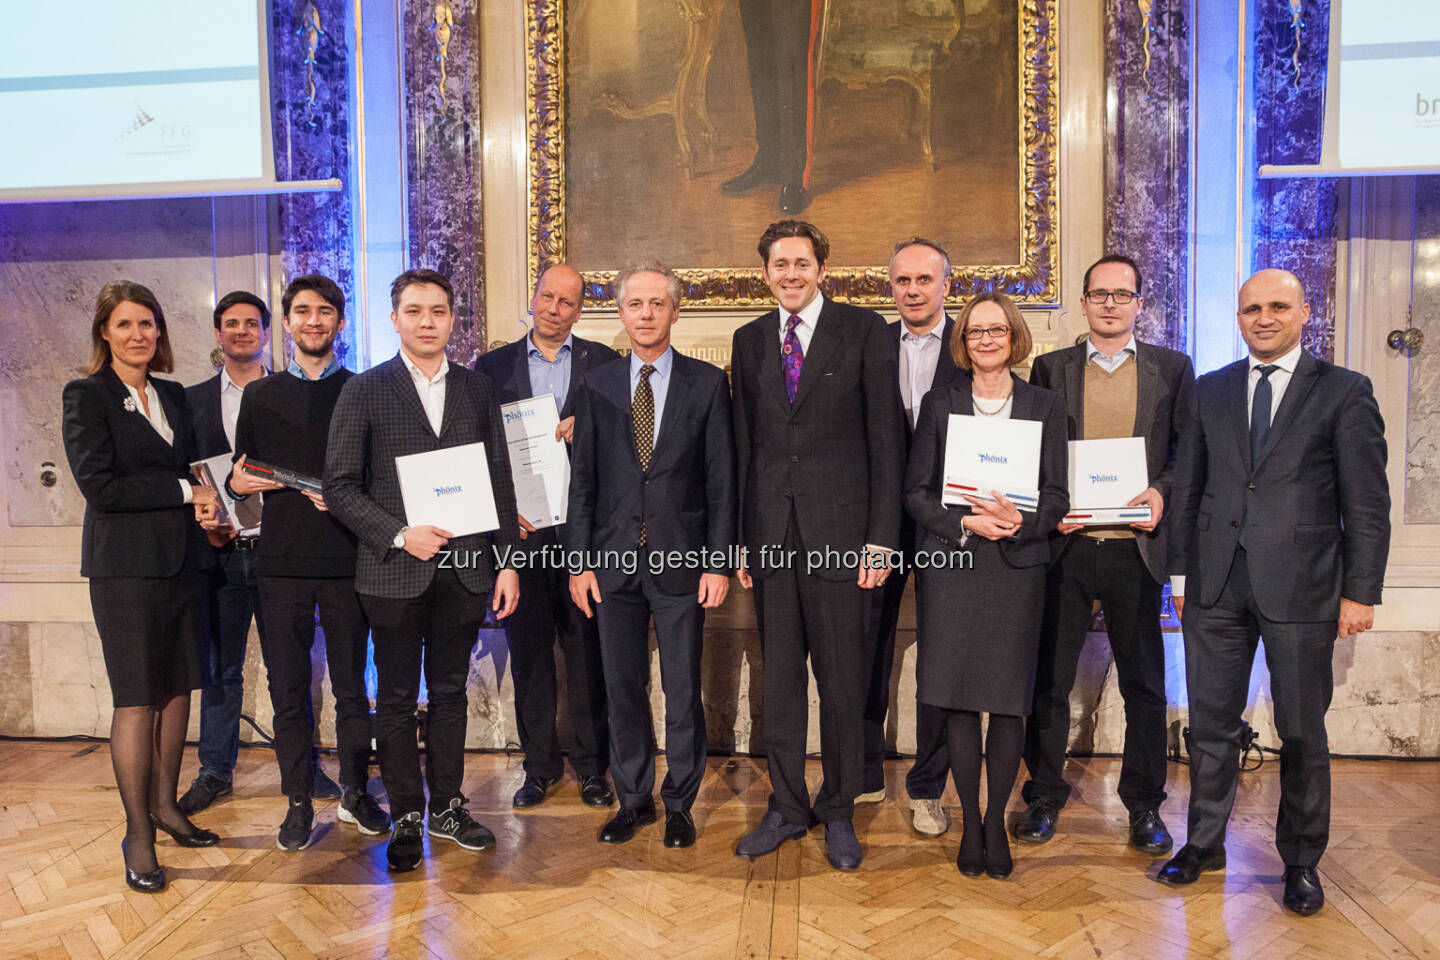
left=393, top=526, right=408, bottom=549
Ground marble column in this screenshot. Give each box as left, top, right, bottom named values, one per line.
left=1251, top=0, right=1337, bottom=360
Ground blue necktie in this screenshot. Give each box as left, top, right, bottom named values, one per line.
left=1249, top=364, right=1278, bottom=464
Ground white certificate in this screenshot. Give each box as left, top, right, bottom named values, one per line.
left=1065, top=436, right=1152, bottom=525
left=501, top=395, right=569, bottom=530
left=942, top=414, right=1042, bottom=512
left=395, top=442, right=499, bottom=537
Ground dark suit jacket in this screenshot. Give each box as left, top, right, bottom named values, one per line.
left=1030, top=339, right=1195, bottom=582
left=566, top=352, right=737, bottom=595
left=324, top=354, right=523, bottom=599
left=731, top=297, right=905, bottom=581
left=888, top=316, right=958, bottom=557
left=62, top=367, right=203, bottom=578
left=473, top=333, right=621, bottom=419
left=1168, top=350, right=1390, bottom=622
left=185, top=373, right=229, bottom=461
left=903, top=373, right=1070, bottom=569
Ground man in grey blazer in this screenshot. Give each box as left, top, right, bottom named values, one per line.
left=1016, top=255, right=1195, bottom=855
left=476, top=264, right=619, bottom=811
left=1158, top=268, right=1390, bottom=916
left=325, top=269, right=522, bottom=873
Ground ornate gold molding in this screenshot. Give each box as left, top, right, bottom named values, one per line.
left=525, top=0, right=1060, bottom=308
left=431, top=1, right=455, bottom=106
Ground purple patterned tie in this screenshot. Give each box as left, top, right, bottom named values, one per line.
left=782, top=314, right=805, bottom=403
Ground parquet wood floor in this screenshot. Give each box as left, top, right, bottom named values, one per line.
left=1, top=742, right=1437, bottom=959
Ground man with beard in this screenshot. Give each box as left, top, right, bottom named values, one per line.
left=225, top=275, right=389, bottom=851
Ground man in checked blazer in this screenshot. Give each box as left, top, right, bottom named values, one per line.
left=325, top=268, right=522, bottom=874
left=1159, top=268, right=1389, bottom=917
left=475, top=263, right=620, bottom=812
left=730, top=220, right=905, bottom=871
left=566, top=262, right=736, bottom=849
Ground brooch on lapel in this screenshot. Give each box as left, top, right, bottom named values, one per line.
left=122, top=396, right=138, bottom=413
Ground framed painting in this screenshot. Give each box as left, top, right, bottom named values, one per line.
left=526, top=0, right=1059, bottom=308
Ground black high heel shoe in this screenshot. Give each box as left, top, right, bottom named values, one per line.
left=150, top=812, right=220, bottom=847
left=956, top=829, right=986, bottom=877
left=121, top=839, right=167, bottom=893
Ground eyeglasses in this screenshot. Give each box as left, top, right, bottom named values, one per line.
left=963, top=325, right=1011, bottom=342
left=1083, top=289, right=1137, bottom=305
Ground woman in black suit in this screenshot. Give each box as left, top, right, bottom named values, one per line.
left=61, top=282, right=222, bottom=893
left=904, top=292, right=1069, bottom=879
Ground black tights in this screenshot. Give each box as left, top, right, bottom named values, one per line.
left=112, top=693, right=191, bottom=872
left=946, top=710, right=1024, bottom=865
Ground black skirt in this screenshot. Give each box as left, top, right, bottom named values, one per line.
left=913, top=535, right=1046, bottom=716
left=90, top=573, right=204, bottom=708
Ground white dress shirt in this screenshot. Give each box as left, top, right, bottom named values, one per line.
left=629, top=346, right=674, bottom=447
left=400, top=348, right=448, bottom=436
left=122, top=379, right=192, bottom=503
left=776, top=292, right=825, bottom=354
left=218, top=366, right=248, bottom=452
left=1087, top=333, right=1137, bottom=374
left=899, top=323, right=945, bottom=428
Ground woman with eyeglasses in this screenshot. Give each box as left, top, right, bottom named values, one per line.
left=903, top=291, right=1069, bottom=879
left=61, top=282, right=223, bottom=893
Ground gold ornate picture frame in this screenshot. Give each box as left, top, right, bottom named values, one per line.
left=526, top=0, right=1059, bottom=308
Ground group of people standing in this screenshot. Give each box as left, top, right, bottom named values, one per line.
left=62, top=218, right=1389, bottom=920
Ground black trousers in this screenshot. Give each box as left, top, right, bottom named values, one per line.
left=1022, top=536, right=1169, bottom=813
left=507, top=559, right=609, bottom=781
left=861, top=562, right=950, bottom=799
left=594, top=572, right=706, bottom=811
left=1184, top=547, right=1336, bottom=868
left=753, top=516, right=867, bottom=825
left=360, top=567, right=488, bottom=818
left=736, top=0, right=815, bottom=187
left=257, top=575, right=372, bottom=800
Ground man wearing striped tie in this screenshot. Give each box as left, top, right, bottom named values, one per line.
left=566, top=262, right=737, bottom=849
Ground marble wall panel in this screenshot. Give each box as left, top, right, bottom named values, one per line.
left=403, top=0, right=487, bottom=365
left=1251, top=0, right=1338, bottom=360
left=1405, top=177, right=1440, bottom=524
left=0, top=199, right=229, bottom=528
left=0, top=623, right=35, bottom=735
left=1103, top=0, right=1190, bottom=352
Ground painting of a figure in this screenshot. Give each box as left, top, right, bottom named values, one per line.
left=528, top=0, right=1056, bottom=306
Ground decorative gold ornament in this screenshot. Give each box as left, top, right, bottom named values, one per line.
left=523, top=0, right=1061, bottom=308
left=298, top=1, right=323, bottom=123
left=1137, top=0, right=1153, bottom=93
left=1288, top=0, right=1304, bottom=89
left=431, top=1, right=455, bottom=106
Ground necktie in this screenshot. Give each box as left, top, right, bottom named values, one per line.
left=633, top=363, right=656, bottom=546
left=1249, top=364, right=1278, bottom=464
left=782, top=314, right=805, bottom=403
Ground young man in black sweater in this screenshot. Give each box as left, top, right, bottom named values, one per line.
left=227, top=275, right=389, bottom=850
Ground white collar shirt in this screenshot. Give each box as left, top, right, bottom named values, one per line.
left=777, top=292, right=825, bottom=355
left=400, top=349, right=448, bottom=436
left=1086, top=333, right=1138, bottom=374
left=1246, top=342, right=1303, bottom=427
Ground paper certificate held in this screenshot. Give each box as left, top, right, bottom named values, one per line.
left=942, top=414, right=1041, bottom=511
left=395, top=442, right=499, bottom=537
left=500, top=395, right=569, bottom=530
left=1064, top=436, right=1152, bottom=525
left=191, top=452, right=262, bottom=530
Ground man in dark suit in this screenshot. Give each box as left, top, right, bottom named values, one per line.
left=1159, top=268, right=1390, bottom=916
left=1015, top=255, right=1195, bottom=855
left=721, top=0, right=820, bottom=214
left=731, top=220, right=904, bottom=870
left=475, top=263, right=619, bottom=811
left=567, top=262, right=736, bottom=849
left=325, top=269, right=523, bottom=873
left=180, top=292, right=343, bottom=813
left=858, top=238, right=957, bottom=836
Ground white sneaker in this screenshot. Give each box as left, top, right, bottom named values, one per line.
left=910, top=797, right=950, bottom=836
left=855, top=788, right=887, bottom=804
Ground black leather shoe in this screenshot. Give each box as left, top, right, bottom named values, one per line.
left=664, top=810, right=696, bottom=848
left=121, top=839, right=166, bottom=893
left=735, top=810, right=808, bottom=858
left=824, top=820, right=863, bottom=871
left=386, top=812, right=425, bottom=872
left=178, top=773, right=232, bottom=814
left=956, top=830, right=985, bottom=877
left=779, top=182, right=811, bottom=215
left=579, top=775, right=615, bottom=807
left=721, top=156, right=778, bottom=196
left=984, top=832, right=1013, bottom=879
left=150, top=812, right=220, bottom=847
left=1013, top=801, right=1058, bottom=844
left=511, top=775, right=557, bottom=809
left=1128, top=809, right=1174, bottom=855
left=1156, top=844, right=1226, bottom=885
left=599, top=802, right=657, bottom=844
left=1283, top=866, right=1325, bottom=916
